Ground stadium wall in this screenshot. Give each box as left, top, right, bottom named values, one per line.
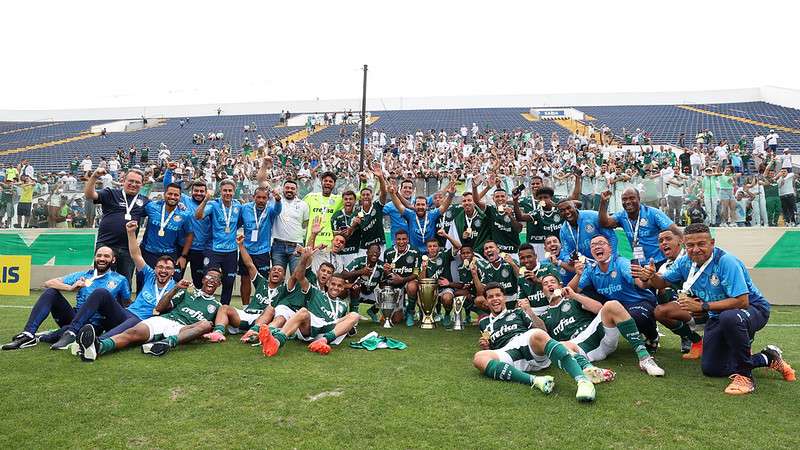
left=2, top=87, right=791, bottom=121
left=2, top=229, right=798, bottom=305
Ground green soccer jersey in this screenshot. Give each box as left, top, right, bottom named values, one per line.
left=357, top=200, right=386, bottom=249
left=245, top=274, right=283, bottom=314
left=305, top=286, right=349, bottom=322
left=457, top=257, right=490, bottom=294
left=383, top=247, right=420, bottom=278
left=484, top=205, right=520, bottom=253
left=519, top=198, right=562, bottom=244
left=331, top=209, right=359, bottom=255
left=539, top=298, right=596, bottom=342
left=436, top=206, right=456, bottom=246
left=517, top=271, right=548, bottom=314
left=275, top=283, right=306, bottom=311
left=450, top=205, right=490, bottom=254
left=481, top=259, right=519, bottom=298
left=163, top=290, right=222, bottom=325
left=420, top=249, right=454, bottom=280
left=479, top=308, right=532, bottom=350
left=346, top=256, right=385, bottom=293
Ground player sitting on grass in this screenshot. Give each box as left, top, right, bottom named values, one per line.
left=538, top=273, right=665, bottom=377
left=75, top=269, right=222, bottom=361
left=203, top=235, right=286, bottom=343
left=259, top=247, right=359, bottom=357
left=419, top=234, right=459, bottom=328
left=2, top=246, right=130, bottom=351
left=471, top=283, right=599, bottom=403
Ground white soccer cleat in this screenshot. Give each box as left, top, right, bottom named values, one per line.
left=639, top=357, right=665, bottom=377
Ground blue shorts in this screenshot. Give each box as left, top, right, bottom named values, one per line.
left=239, top=251, right=271, bottom=277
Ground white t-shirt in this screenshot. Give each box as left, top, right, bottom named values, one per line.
left=766, top=133, right=779, bottom=146
left=778, top=173, right=795, bottom=196
left=272, top=197, right=310, bottom=244
left=81, top=159, right=93, bottom=172
left=753, top=136, right=766, bottom=153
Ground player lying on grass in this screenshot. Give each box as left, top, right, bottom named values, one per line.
left=472, top=283, right=611, bottom=403
left=203, top=235, right=286, bottom=343
left=2, top=246, right=130, bottom=351
left=75, top=269, right=222, bottom=361
left=259, top=246, right=359, bottom=357
left=538, top=273, right=665, bottom=376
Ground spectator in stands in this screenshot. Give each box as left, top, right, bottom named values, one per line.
left=81, top=155, right=93, bottom=175
left=19, top=159, right=34, bottom=179
left=766, top=129, right=779, bottom=152
left=31, top=198, right=49, bottom=228
left=15, top=175, right=35, bottom=228
left=777, top=168, right=797, bottom=227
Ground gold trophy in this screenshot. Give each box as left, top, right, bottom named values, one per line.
left=418, top=278, right=438, bottom=329
left=452, top=296, right=466, bottom=331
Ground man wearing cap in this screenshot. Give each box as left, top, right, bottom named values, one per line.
left=765, top=129, right=779, bottom=152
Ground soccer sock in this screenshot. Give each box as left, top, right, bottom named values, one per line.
left=406, top=300, right=415, bottom=315
left=544, top=339, right=587, bottom=382
left=166, top=335, right=179, bottom=348
left=322, top=331, right=337, bottom=343
left=349, top=299, right=360, bottom=313
left=616, top=319, right=650, bottom=360
left=250, top=324, right=260, bottom=333
left=98, top=338, right=115, bottom=355
left=484, top=359, right=533, bottom=386
left=272, top=330, right=287, bottom=348
left=213, top=324, right=226, bottom=334
left=669, top=321, right=701, bottom=343
left=751, top=352, right=770, bottom=369
left=573, top=352, right=593, bottom=370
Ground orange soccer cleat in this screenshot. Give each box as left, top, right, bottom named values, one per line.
left=682, top=340, right=703, bottom=360
left=762, top=345, right=796, bottom=382
left=258, top=327, right=280, bottom=357
left=308, top=338, right=331, bottom=355
left=724, top=374, right=755, bottom=395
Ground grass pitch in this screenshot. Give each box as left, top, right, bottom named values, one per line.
left=0, top=294, right=798, bottom=449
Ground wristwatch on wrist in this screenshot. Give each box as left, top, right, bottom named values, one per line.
left=701, top=302, right=710, bottom=312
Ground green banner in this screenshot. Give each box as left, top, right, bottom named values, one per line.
left=0, top=230, right=96, bottom=266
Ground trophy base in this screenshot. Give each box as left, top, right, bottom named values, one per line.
left=383, top=320, right=392, bottom=329
left=420, top=316, right=435, bottom=329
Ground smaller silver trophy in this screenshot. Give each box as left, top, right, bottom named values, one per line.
left=452, top=296, right=466, bottom=331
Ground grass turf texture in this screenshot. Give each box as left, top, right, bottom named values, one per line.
left=0, top=294, right=798, bottom=449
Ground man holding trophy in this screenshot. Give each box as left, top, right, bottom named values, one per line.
left=382, top=230, right=421, bottom=326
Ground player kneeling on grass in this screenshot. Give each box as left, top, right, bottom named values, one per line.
left=76, top=269, right=222, bottom=361
left=259, top=247, right=358, bottom=357
left=471, top=283, right=600, bottom=403
left=538, top=274, right=664, bottom=377
left=204, top=235, right=286, bottom=343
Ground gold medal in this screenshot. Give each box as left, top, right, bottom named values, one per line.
left=422, top=255, right=429, bottom=262
left=158, top=229, right=165, bottom=237
left=497, top=204, right=505, bottom=214
left=225, top=226, right=230, bottom=233
left=544, top=251, right=551, bottom=259
left=465, top=227, right=472, bottom=235
left=519, top=267, right=527, bottom=276
left=480, top=330, right=491, bottom=341
left=539, top=200, right=546, bottom=208
left=358, top=211, right=365, bottom=218
left=552, top=288, right=562, bottom=298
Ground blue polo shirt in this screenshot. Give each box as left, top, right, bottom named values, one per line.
left=578, top=256, right=656, bottom=305
left=164, top=169, right=210, bottom=252
left=662, top=247, right=770, bottom=318
left=612, top=205, right=674, bottom=263
left=559, top=210, right=618, bottom=260
left=401, top=207, right=443, bottom=252
left=239, top=200, right=282, bottom=255
left=383, top=195, right=434, bottom=242
left=63, top=269, right=131, bottom=321
left=128, top=265, right=174, bottom=320
left=94, top=188, right=149, bottom=248
left=141, top=200, right=193, bottom=255
left=203, top=199, right=243, bottom=253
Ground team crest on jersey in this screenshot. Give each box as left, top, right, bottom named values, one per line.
left=554, top=215, right=562, bottom=222
left=107, top=281, right=117, bottom=289
left=560, top=267, right=566, bottom=275
left=505, top=314, right=515, bottom=322
left=445, top=210, right=452, bottom=219
left=640, top=218, right=648, bottom=226
left=561, top=302, right=571, bottom=313
left=585, top=223, right=595, bottom=233
left=503, top=215, right=511, bottom=224
left=611, top=271, right=617, bottom=278
left=135, top=199, right=144, bottom=206
left=174, top=215, right=182, bottom=222
left=233, top=207, right=239, bottom=214
left=207, top=304, right=217, bottom=314
left=710, top=274, right=720, bottom=286
left=501, top=268, right=510, bottom=278
left=405, top=255, right=415, bottom=264
left=473, top=218, right=482, bottom=228
left=435, top=258, right=442, bottom=265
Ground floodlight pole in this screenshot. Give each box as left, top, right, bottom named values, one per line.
left=359, top=64, right=368, bottom=171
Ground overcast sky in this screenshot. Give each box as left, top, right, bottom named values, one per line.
left=2, top=0, right=798, bottom=110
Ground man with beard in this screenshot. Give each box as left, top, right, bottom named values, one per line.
left=303, top=171, right=343, bottom=247
left=330, top=190, right=361, bottom=268
left=383, top=178, right=416, bottom=244
left=389, top=181, right=456, bottom=253
left=598, top=188, right=680, bottom=266
left=238, top=186, right=282, bottom=305
left=85, top=168, right=149, bottom=285
left=76, top=269, right=222, bottom=359
left=165, top=165, right=212, bottom=289
left=447, top=191, right=489, bottom=256
left=556, top=199, right=617, bottom=263
left=538, top=273, right=664, bottom=376
left=195, top=179, right=243, bottom=305
left=354, top=165, right=388, bottom=256
left=270, top=179, right=309, bottom=273
left=567, top=235, right=660, bottom=353
left=651, top=228, right=704, bottom=358
left=514, top=186, right=564, bottom=263
left=473, top=182, right=522, bottom=262
left=382, top=230, right=421, bottom=326
left=204, top=235, right=286, bottom=343
left=137, top=183, right=193, bottom=292
left=259, top=247, right=359, bottom=357
left=2, top=247, right=130, bottom=350
left=474, top=241, right=518, bottom=309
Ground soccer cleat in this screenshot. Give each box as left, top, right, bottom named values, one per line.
left=583, top=366, right=616, bottom=384
left=240, top=329, right=258, bottom=344
left=405, top=313, right=415, bottom=327
left=639, top=357, right=665, bottom=377
left=644, top=336, right=660, bottom=354
left=575, top=378, right=596, bottom=402
left=441, top=313, right=452, bottom=329
left=258, top=327, right=280, bottom=357
left=1, top=332, right=37, bottom=350
left=532, top=375, right=554, bottom=394
left=682, top=340, right=703, bottom=360
left=724, top=374, right=755, bottom=395
left=761, top=345, right=796, bottom=382
left=203, top=331, right=226, bottom=343
left=77, top=324, right=99, bottom=362
left=366, top=307, right=380, bottom=323
left=50, top=330, right=77, bottom=350
left=308, top=338, right=332, bottom=355
left=680, top=336, right=692, bottom=353
left=141, top=341, right=171, bottom=357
